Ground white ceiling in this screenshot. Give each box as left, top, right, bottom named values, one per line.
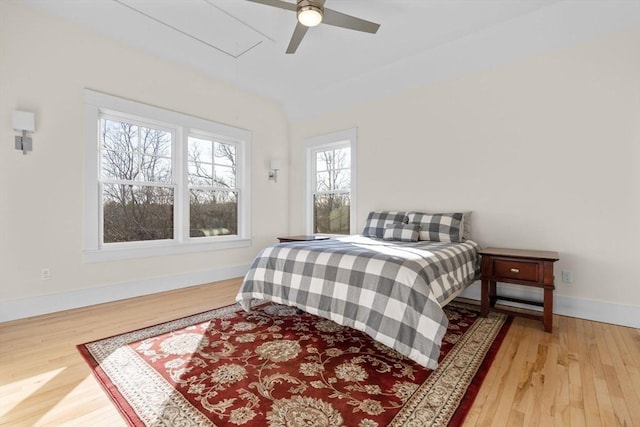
left=19, top=0, right=640, bottom=121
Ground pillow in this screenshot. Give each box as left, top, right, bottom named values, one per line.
left=383, top=223, right=420, bottom=242
left=409, top=211, right=472, bottom=241
left=459, top=211, right=472, bottom=241
left=407, top=212, right=464, bottom=242
left=362, top=211, right=408, bottom=238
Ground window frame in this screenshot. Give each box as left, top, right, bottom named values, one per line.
left=84, top=89, right=251, bottom=262
left=303, top=128, right=357, bottom=235
left=186, top=133, right=241, bottom=240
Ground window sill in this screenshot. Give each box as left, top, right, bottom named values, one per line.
left=83, top=238, right=252, bottom=263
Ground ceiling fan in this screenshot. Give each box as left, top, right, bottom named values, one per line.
left=246, top=0, right=380, bottom=54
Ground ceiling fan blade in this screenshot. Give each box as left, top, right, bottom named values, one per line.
left=245, top=0, right=296, bottom=12
left=322, top=8, right=380, bottom=34
left=286, top=22, right=309, bottom=54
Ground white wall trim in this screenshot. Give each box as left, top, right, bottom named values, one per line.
left=83, top=238, right=251, bottom=263
left=460, top=281, right=640, bottom=329
left=0, top=264, right=250, bottom=323
left=3, top=273, right=637, bottom=328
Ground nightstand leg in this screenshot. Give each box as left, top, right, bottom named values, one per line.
left=489, top=280, right=497, bottom=307
left=543, top=287, right=553, bottom=333
left=481, top=278, right=489, bottom=317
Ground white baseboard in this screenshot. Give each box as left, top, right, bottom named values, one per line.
left=0, top=264, right=250, bottom=323
left=460, top=281, right=640, bottom=329
left=3, top=273, right=638, bottom=329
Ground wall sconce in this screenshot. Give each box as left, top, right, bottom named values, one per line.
left=269, top=159, right=281, bottom=183
left=13, top=110, right=35, bottom=155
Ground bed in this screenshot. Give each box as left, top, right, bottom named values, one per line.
left=236, top=211, right=480, bottom=370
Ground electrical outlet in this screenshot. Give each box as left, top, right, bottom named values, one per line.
left=41, top=268, right=51, bottom=281
left=561, top=270, right=572, bottom=284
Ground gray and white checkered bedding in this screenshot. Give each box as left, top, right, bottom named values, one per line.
left=236, top=235, right=480, bottom=369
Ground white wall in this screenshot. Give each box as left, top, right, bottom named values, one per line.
left=2, top=2, right=639, bottom=326
left=0, top=2, right=289, bottom=319
left=289, top=28, right=640, bottom=323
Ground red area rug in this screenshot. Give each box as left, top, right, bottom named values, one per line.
left=78, top=300, right=510, bottom=426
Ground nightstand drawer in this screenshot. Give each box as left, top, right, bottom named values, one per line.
left=492, top=259, right=540, bottom=282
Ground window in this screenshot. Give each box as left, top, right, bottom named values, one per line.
left=84, top=90, right=251, bottom=261
left=100, top=116, right=175, bottom=243
left=187, top=136, right=238, bottom=238
left=305, top=129, right=357, bottom=235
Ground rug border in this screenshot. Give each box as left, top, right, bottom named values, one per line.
left=77, top=343, right=145, bottom=427
left=447, top=312, right=513, bottom=426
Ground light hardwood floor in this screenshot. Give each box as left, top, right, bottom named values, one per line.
left=1, top=278, right=638, bottom=426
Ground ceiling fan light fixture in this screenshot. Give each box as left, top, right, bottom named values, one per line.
left=297, top=4, right=323, bottom=27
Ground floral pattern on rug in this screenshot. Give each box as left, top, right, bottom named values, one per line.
left=80, top=301, right=508, bottom=427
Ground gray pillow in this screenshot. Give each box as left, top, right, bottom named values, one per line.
left=362, top=211, right=408, bottom=238
left=408, top=211, right=472, bottom=241
left=383, top=223, right=420, bottom=242
left=407, top=212, right=464, bottom=242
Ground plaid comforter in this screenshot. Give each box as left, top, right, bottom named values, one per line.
left=236, top=235, right=480, bottom=369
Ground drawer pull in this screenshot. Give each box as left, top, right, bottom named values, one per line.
left=510, top=268, right=520, bottom=273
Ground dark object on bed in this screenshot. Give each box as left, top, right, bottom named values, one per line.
left=277, top=235, right=330, bottom=243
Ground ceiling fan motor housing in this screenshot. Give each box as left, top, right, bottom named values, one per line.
left=297, top=0, right=322, bottom=9
left=297, top=0, right=323, bottom=27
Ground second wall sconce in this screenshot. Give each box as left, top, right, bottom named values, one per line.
left=269, top=159, right=281, bottom=183
left=13, top=110, right=36, bottom=155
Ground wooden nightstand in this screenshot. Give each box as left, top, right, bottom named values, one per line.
left=277, top=235, right=330, bottom=243
left=479, top=247, right=559, bottom=332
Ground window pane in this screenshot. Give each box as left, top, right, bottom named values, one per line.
left=141, top=155, right=171, bottom=183
left=101, top=119, right=172, bottom=183
left=214, top=165, right=235, bottom=188
left=101, top=149, right=136, bottom=180
left=316, top=171, right=330, bottom=192
left=316, top=169, right=350, bottom=192
left=214, top=142, right=236, bottom=167
left=316, top=152, right=328, bottom=172
left=103, top=184, right=174, bottom=243
left=190, top=190, right=238, bottom=237
left=102, top=119, right=138, bottom=152
left=333, top=169, right=350, bottom=190
left=187, top=138, right=239, bottom=238
left=101, top=119, right=138, bottom=180
left=188, top=137, right=213, bottom=164
left=315, top=147, right=350, bottom=192
left=335, top=147, right=350, bottom=167
left=188, top=161, right=213, bottom=186
left=314, top=193, right=350, bottom=235
left=316, top=147, right=350, bottom=172
left=188, top=139, right=237, bottom=189
left=140, top=127, right=171, bottom=157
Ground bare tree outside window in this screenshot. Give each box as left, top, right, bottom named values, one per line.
left=313, top=146, right=350, bottom=234
left=101, top=118, right=174, bottom=243
left=188, top=137, right=238, bottom=237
